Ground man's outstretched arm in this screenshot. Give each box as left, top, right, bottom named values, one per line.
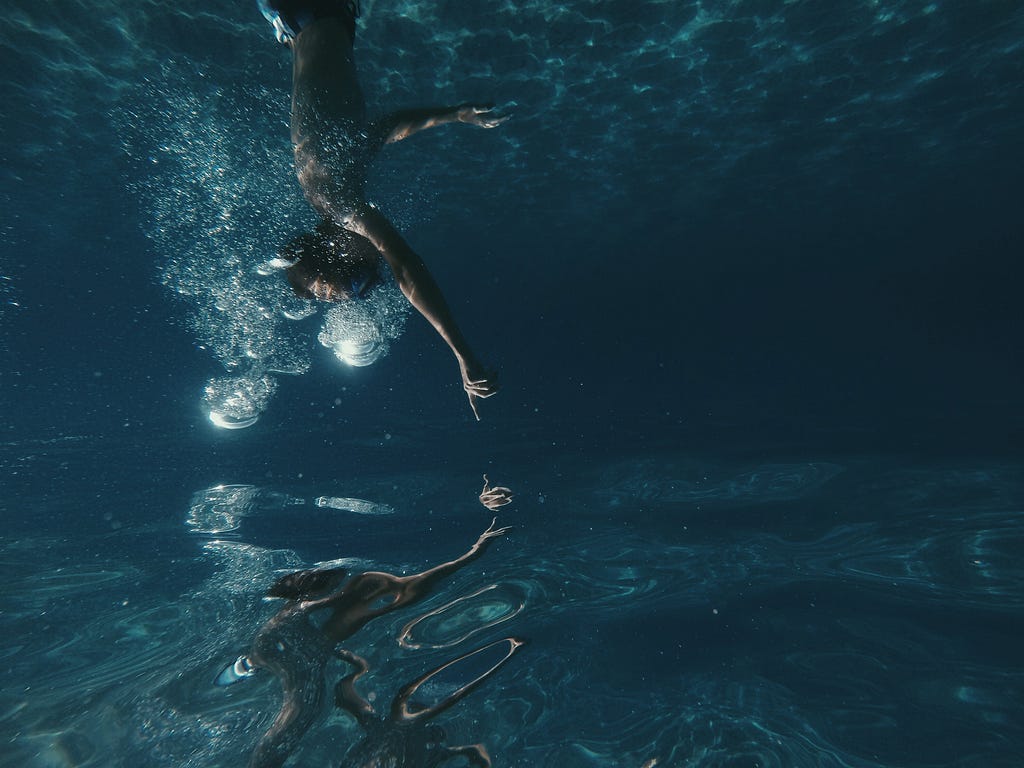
left=344, top=204, right=499, bottom=419
left=372, top=104, right=508, bottom=144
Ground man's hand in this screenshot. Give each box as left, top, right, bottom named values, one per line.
left=480, top=476, right=514, bottom=511
left=461, top=360, right=499, bottom=421
left=457, top=104, right=510, bottom=129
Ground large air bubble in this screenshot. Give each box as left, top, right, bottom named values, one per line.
left=203, top=372, right=278, bottom=429
left=318, top=280, right=409, bottom=367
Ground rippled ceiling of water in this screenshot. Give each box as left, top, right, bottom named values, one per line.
left=4, top=0, right=1022, bottom=227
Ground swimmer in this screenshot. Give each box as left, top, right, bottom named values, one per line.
left=227, top=517, right=513, bottom=768
left=258, top=0, right=509, bottom=419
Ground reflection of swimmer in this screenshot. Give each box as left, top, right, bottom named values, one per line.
left=257, top=0, right=509, bottom=419
left=335, top=637, right=524, bottom=768
left=229, top=518, right=512, bottom=768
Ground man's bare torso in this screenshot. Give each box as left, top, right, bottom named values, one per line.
left=290, top=19, right=371, bottom=217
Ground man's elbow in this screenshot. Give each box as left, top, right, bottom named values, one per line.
left=386, top=124, right=414, bottom=143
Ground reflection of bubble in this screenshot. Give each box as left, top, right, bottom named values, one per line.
left=401, top=637, right=525, bottom=718
left=189, top=484, right=397, bottom=538
left=318, top=282, right=409, bottom=367
left=187, top=484, right=263, bottom=534
left=203, top=373, right=277, bottom=429
left=314, top=496, right=394, bottom=515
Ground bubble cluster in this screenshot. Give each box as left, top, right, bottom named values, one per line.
left=119, top=48, right=422, bottom=425
left=317, top=279, right=409, bottom=367
left=120, top=58, right=319, bottom=426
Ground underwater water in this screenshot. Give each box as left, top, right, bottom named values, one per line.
left=1, top=0, right=1022, bottom=766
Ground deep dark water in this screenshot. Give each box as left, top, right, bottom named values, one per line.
left=2, top=0, right=1024, bottom=766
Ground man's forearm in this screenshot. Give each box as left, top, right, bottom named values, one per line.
left=347, top=206, right=475, bottom=366
left=399, top=255, right=475, bottom=366
left=383, top=106, right=462, bottom=143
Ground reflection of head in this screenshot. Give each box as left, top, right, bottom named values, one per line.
left=266, top=566, right=349, bottom=600
left=279, top=219, right=380, bottom=302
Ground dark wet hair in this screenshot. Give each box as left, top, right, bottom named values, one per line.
left=279, top=219, right=381, bottom=301
left=267, top=566, right=349, bottom=600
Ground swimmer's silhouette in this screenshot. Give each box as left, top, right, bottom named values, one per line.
left=258, top=0, right=509, bottom=419
left=335, top=637, right=524, bottom=768
left=231, top=518, right=513, bottom=768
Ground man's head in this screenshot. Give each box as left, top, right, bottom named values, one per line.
left=279, top=219, right=381, bottom=302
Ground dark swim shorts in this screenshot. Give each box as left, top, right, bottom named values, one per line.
left=259, top=0, right=359, bottom=44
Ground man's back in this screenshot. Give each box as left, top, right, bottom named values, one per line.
left=289, top=18, right=370, bottom=215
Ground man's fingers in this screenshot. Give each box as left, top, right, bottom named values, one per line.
left=481, top=489, right=512, bottom=500
left=480, top=475, right=513, bottom=510
left=480, top=518, right=512, bottom=536
left=470, top=105, right=510, bottom=128
left=464, top=370, right=497, bottom=418
left=480, top=483, right=513, bottom=508
left=481, top=494, right=512, bottom=509
left=481, top=115, right=510, bottom=128
left=465, top=388, right=497, bottom=401
left=464, top=378, right=498, bottom=394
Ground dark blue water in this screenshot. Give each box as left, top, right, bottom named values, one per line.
left=1, top=1, right=1022, bottom=766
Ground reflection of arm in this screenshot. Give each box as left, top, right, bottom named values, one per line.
left=393, top=518, right=510, bottom=607
left=390, top=636, right=524, bottom=724
left=311, top=520, right=508, bottom=641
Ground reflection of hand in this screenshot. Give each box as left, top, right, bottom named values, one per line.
left=461, top=361, right=499, bottom=421
left=457, top=104, right=510, bottom=129
left=480, top=475, right=513, bottom=511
